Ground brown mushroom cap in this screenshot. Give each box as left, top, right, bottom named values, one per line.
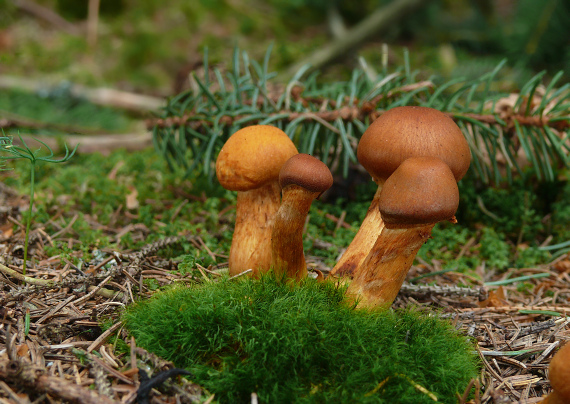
left=379, top=156, right=459, bottom=226
left=216, top=125, right=298, bottom=191
left=549, top=343, right=570, bottom=401
left=357, top=106, right=471, bottom=182
left=279, top=154, right=333, bottom=193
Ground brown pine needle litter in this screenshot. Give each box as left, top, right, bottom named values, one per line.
left=2, top=234, right=569, bottom=402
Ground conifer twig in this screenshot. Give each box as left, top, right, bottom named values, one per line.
left=150, top=48, right=570, bottom=184
left=399, top=282, right=488, bottom=300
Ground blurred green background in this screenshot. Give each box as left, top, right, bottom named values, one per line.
left=1, top=0, right=568, bottom=95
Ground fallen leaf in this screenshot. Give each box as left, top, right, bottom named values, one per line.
left=478, top=286, right=509, bottom=308
left=17, top=343, right=29, bottom=357
left=126, top=187, right=139, bottom=210
left=552, top=259, right=570, bottom=273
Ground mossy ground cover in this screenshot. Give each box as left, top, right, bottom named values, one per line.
left=2, top=145, right=570, bottom=282
left=123, top=274, right=479, bottom=403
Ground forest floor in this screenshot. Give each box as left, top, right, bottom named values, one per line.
left=1, top=154, right=569, bottom=403
left=1, top=1, right=569, bottom=402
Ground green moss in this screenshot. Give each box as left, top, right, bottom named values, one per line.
left=458, top=177, right=547, bottom=241
left=1, top=147, right=233, bottom=266
left=124, top=275, right=479, bottom=403
left=0, top=88, right=131, bottom=134
left=478, top=228, right=511, bottom=270
left=515, top=246, right=551, bottom=268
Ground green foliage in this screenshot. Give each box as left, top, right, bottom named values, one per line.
left=478, top=228, right=510, bottom=271
left=177, top=254, right=197, bottom=275
left=143, top=278, right=160, bottom=291
left=0, top=87, right=131, bottom=135
left=451, top=173, right=570, bottom=269
left=417, top=221, right=552, bottom=274
left=0, top=0, right=16, bottom=26
left=124, top=274, right=479, bottom=403
left=515, top=247, right=551, bottom=268
left=516, top=282, right=535, bottom=295
left=0, top=136, right=9, bottom=171
left=549, top=172, right=570, bottom=241
left=152, top=48, right=570, bottom=184
left=0, top=134, right=77, bottom=273
left=417, top=224, right=471, bottom=269
left=479, top=0, right=570, bottom=73
left=458, top=176, right=553, bottom=240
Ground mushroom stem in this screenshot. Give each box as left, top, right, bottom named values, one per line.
left=271, top=185, right=320, bottom=281
left=230, top=181, right=281, bottom=277
left=346, top=157, right=460, bottom=309
left=346, top=223, right=434, bottom=308
left=330, top=184, right=385, bottom=278
left=216, top=125, right=298, bottom=277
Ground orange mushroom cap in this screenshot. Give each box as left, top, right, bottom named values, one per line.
left=216, top=125, right=298, bottom=191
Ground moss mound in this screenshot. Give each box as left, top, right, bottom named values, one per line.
left=124, top=275, right=479, bottom=403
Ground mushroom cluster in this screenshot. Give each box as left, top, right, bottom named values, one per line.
left=330, top=106, right=470, bottom=280
left=216, top=125, right=298, bottom=277
left=216, top=106, right=470, bottom=307
left=216, top=127, right=331, bottom=282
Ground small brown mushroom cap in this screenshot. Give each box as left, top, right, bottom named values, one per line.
left=357, top=106, right=471, bottom=183
left=547, top=343, right=570, bottom=403
left=216, top=125, right=298, bottom=191
left=379, top=156, right=459, bottom=226
left=279, top=154, right=333, bottom=194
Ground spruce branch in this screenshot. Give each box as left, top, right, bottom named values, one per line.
left=149, top=48, right=570, bottom=184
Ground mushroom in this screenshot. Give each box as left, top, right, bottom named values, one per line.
left=346, top=156, right=459, bottom=309
left=330, top=106, right=470, bottom=280
left=271, top=154, right=333, bottom=281
left=216, top=125, right=298, bottom=277
left=542, top=342, right=570, bottom=404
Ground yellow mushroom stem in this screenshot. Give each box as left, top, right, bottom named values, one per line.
left=346, top=222, right=435, bottom=309
left=230, top=181, right=281, bottom=277
left=271, top=185, right=320, bottom=281
left=330, top=183, right=385, bottom=279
